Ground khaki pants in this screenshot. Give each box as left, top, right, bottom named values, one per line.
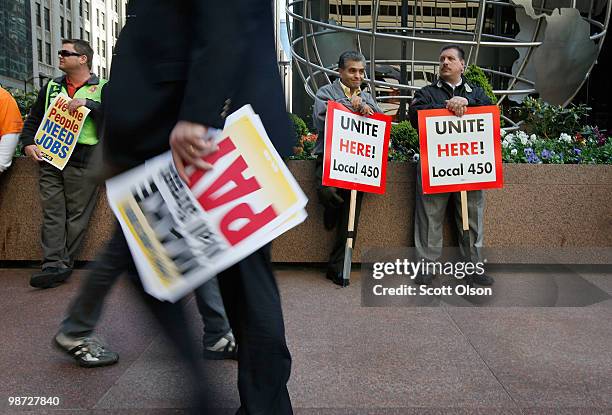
left=38, top=162, right=98, bottom=269
left=414, top=161, right=485, bottom=262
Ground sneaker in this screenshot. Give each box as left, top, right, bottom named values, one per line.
left=203, top=333, right=237, bottom=360
left=413, top=272, right=433, bottom=285
left=30, top=267, right=72, bottom=289
left=470, top=273, right=495, bottom=286
left=54, top=332, right=119, bottom=368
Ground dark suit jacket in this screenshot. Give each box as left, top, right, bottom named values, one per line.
left=103, top=0, right=292, bottom=168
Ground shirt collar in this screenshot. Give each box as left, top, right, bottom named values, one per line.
left=339, top=80, right=361, bottom=99
left=436, top=76, right=472, bottom=92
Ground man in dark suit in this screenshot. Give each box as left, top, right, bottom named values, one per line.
left=58, top=1, right=294, bottom=413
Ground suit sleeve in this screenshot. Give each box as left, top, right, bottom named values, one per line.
left=467, top=87, right=493, bottom=106
left=313, top=87, right=334, bottom=135
left=408, top=88, right=446, bottom=129
left=178, top=1, right=244, bottom=129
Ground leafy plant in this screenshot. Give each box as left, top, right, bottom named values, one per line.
left=6, top=87, right=38, bottom=119
left=464, top=65, right=497, bottom=104
left=289, top=113, right=309, bottom=144
left=389, top=121, right=419, bottom=161
left=519, top=97, right=590, bottom=140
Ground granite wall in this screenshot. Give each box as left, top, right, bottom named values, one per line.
left=1, top=158, right=611, bottom=264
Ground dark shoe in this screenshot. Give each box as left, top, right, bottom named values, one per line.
left=203, top=333, right=237, bottom=360
left=323, top=206, right=339, bottom=230
left=326, top=268, right=349, bottom=287
left=413, top=272, right=433, bottom=285
left=54, top=332, right=119, bottom=368
left=30, top=267, right=72, bottom=289
left=470, top=273, right=495, bottom=286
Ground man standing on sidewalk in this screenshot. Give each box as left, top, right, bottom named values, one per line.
left=20, top=39, right=106, bottom=289
left=312, top=51, right=382, bottom=286
left=409, top=44, right=494, bottom=286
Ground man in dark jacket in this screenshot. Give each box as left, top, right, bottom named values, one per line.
left=20, top=39, right=106, bottom=289
left=409, top=44, right=494, bottom=286
left=52, top=1, right=293, bottom=413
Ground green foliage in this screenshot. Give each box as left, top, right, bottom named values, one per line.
left=464, top=65, right=497, bottom=104
left=389, top=121, right=419, bottom=161
left=519, top=97, right=590, bottom=140
left=6, top=87, right=38, bottom=119
left=289, top=113, right=309, bottom=144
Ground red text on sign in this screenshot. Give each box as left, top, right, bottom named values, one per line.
left=189, top=136, right=278, bottom=246
left=339, top=138, right=374, bottom=158
left=437, top=141, right=484, bottom=157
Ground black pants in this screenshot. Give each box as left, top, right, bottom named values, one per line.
left=74, top=226, right=292, bottom=414
left=314, top=156, right=364, bottom=274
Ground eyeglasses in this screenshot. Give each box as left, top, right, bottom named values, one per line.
left=58, top=50, right=82, bottom=57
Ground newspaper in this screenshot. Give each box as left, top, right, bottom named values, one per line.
left=106, top=105, right=308, bottom=301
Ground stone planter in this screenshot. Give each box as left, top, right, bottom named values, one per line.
left=1, top=158, right=610, bottom=263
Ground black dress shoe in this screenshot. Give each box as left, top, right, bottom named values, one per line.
left=469, top=273, right=495, bottom=286
left=326, top=268, right=349, bottom=287
left=30, top=267, right=73, bottom=289
left=413, top=272, right=433, bottom=285
left=323, top=206, right=339, bottom=230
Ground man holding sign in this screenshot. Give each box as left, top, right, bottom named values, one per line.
left=313, top=51, right=384, bottom=286
left=20, top=39, right=106, bottom=289
left=409, top=44, right=495, bottom=286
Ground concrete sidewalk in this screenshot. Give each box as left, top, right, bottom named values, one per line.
left=0, top=266, right=610, bottom=414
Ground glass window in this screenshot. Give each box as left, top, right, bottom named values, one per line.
left=101, top=12, right=105, bottom=30
left=85, top=30, right=90, bottom=41
left=37, top=39, right=43, bottom=62
left=84, top=1, right=89, bottom=20
left=80, top=27, right=83, bottom=39
left=44, top=7, right=50, bottom=30
left=67, top=20, right=72, bottom=38
left=60, top=17, right=65, bottom=37
left=102, top=40, right=106, bottom=57
left=36, top=3, right=41, bottom=27
left=67, top=0, right=71, bottom=10
left=45, top=42, right=52, bottom=64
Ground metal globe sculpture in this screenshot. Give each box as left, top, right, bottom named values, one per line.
left=286, top=0, right=611, bottom=126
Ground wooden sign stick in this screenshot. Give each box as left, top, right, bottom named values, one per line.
left=341, top=189, right=358, bottom=287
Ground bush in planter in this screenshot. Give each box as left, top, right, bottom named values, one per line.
left=464, top=65, right=497, bottom=104
left=389, top=121, right=419, bottom=162
left=519, top=97, right=590, bottom=140
left=288, top=113, right=317, bottom=160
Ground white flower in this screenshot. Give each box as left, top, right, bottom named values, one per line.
left=529, top=134, right=537, bottom=143
left=559, top=133, right=572, bottom=143
left=505, top=133, right=516, bottom=144
left=412, top=153, right=420, bottom=162
left=520, top=135, right=529, bottom=145
left=502, top=139, right=510, bottom=148
left=500, top=129, right=507, bottom=137
left=511, top=149, right=518, bottom=156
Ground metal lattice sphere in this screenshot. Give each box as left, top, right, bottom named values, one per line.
left=286, top=0, right=611, bottom=125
